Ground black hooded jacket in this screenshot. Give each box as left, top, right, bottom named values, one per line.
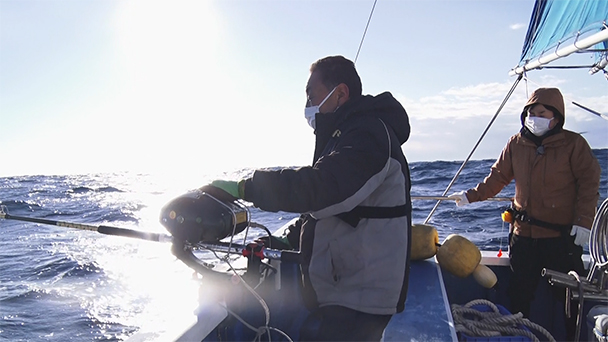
left=243, top=92, right=411, bottom=314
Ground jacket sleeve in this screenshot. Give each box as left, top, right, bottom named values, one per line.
left=570, top=137, right=601, bottom=229
left=243, top=118, right=391, bottom=215
left=466, top=138, right=515, bottom=203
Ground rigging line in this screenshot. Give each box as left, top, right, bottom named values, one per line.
left=572, top=101, right=608, bottom=120
left=524, top=71, right=529, bottom=98
left=522, top=74, right=607, bottom=120
left=575, top=49, right=608, bottom=53
left=354, top=0, right=378, bottom=64
left=538, top=65, right=598, bottom=69
left=423, top=74, right=523, bottom=225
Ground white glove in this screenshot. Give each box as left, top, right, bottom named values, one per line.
left=447, top=191, right=469, bottom=207
left=570, top=225, right=590, bottom=246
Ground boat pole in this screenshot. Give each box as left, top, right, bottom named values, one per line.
left=423, top=75, right=522, bottom=224
left=572, top=101, right=608, bottom=121
left=0, top=205, right=173, bottom=243
left=0, top=204, right=299, bottom=262
left=413, top=196, right=511, bottom=202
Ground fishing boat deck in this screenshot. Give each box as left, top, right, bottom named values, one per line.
left=384, top=259, right=457, bottom=341
left=127, top=257, right=459, bottom=342
left=128, top=251, right=600, bottom=342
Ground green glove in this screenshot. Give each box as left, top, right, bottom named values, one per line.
left=210, top=180, right=246, bottom=199
left=257, top=235, right=293, bottom=250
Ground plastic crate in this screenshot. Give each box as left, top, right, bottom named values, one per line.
left=458, top=304, right=532, bottom=342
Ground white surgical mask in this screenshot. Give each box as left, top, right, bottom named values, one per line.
left=304, top=87, right=337, bottom=129
left=525, top=116, right=553, bottom=136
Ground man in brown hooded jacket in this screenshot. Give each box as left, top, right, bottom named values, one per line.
left=448, top=87, right=601, bottom=340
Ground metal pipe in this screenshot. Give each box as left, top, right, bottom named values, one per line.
left=571, top=292, right=608, bottom=302
left=510, top=29, right=608, bottom=75
left=195, top=242, right=300, bottom=263
left=413, top=196, right=512, bottom=202
left=542, top=268, right=599, bottom=293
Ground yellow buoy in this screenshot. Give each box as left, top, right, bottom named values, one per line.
left=435, top=234, right=497, bottom=288
left=473, top=264, right=498, bottom=289
left=411, top=224, right=439, bottom=260
left=436, top=234, right=481, bottom=278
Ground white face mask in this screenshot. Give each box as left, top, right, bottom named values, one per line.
left=304, top=87, right=337, bottom=129
left=525, top=116, right=553, bottom=136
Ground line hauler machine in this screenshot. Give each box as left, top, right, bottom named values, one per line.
left=160, top=185, right=250, bottom=244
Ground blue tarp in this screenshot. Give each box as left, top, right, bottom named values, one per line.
left=519, top=0, right=608, bottom=66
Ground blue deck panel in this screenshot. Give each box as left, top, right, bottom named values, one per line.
left=128, top=256, right=460, bottom=341
left=384, top=259, right=457, bottom=341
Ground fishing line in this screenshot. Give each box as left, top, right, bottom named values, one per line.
left=354, top=0, right=378, bottom=64
left=203, top=220, right=293, bottom=342
left=217, top=198, right=251, bottom=265
left=497, top=220, right=506, bottom=258
left=208, top=246, right=268, bottom=304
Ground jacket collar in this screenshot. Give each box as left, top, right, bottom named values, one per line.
left=519, top=127, right=566, bottom=147
left=520, top=126, right=563, bottom=146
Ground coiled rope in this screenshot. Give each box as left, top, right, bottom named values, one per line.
left=590, top=198, right=608, bottom=269
left=570, top=197, right=608, bottom=342
left=451, top=299, right=556, bottom=342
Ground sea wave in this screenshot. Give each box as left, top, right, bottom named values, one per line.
left=0, top=149, right=605, bottom=341
left=0, top=199, right=43, bottom=212
left=1, top=285, right=134, bottom=341
left=68, top=186, right=124, bottom=194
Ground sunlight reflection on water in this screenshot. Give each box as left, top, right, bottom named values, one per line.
left=86, top=232, right=201, bottom=338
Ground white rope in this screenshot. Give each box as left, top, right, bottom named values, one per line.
left=451, top=299, right=556, bottom=342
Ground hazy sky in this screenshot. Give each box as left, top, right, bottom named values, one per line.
left=1, top=0, right=607, bottom=178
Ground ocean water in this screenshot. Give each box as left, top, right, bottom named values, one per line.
left=1, top=150, right=606, bottom=341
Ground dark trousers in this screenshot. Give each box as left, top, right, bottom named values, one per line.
left=299, top=305, right=392, bottom=342
left=508, top=233, right=584, bottom=340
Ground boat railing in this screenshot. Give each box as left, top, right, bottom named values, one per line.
left=541, top=198, right=608, bottom=299
left=540, top=198, right=608, bottom=341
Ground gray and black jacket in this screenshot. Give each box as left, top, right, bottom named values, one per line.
left=243, top=92, right=411, bottom=315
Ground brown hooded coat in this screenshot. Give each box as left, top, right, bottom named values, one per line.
left=466, top=88, right=601, bottom=238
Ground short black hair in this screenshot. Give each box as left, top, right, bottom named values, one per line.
left=310, top=56, right=362, bottom=98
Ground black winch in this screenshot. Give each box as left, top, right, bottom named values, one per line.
left=160, top=185, right=250, bottom=244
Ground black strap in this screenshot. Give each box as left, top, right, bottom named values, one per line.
left=337, top=204, right=408, bottom=228
left=319, top=118, right=409, bottom=228
left=507, top=208, right=571, bottom=232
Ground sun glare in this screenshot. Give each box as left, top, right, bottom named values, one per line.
left=99, top=1, right=239, bottom=176
left=113, top=0, right=224, bottom=117
left=114, top=0, right=220, bottom=89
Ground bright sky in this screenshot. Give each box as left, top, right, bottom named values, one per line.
left=1, top=0, right=607, bottom=178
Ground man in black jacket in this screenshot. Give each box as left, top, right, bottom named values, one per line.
left=211, top=55, right=412, bottom=341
